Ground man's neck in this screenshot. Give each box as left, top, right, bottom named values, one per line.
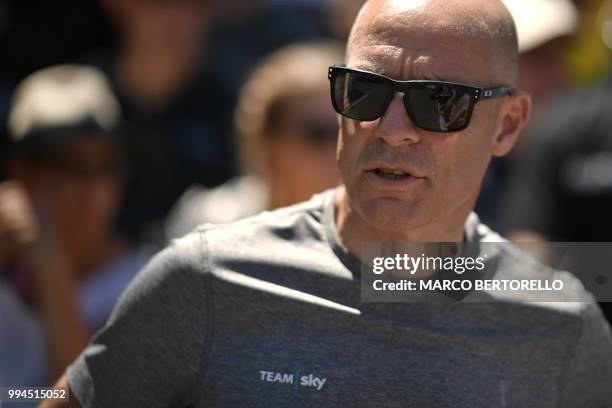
left=335, top=188, right=470, bottom=260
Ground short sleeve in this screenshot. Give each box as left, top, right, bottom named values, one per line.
left=67, top=231, right=211, bottom=408
left=560, top=301, right=612, bottom=407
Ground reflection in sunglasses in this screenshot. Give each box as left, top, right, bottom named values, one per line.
left=433, top=87, right=470, bottom=131
left=344, top=76, right=374, bottom=112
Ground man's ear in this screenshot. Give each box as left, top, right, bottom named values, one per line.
left=491, top=93, right=532, bottom=157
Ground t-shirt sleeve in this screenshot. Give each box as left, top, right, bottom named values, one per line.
left=560, top=301, right=612, bottom=407
left=67, top=231, right=212, bottom=408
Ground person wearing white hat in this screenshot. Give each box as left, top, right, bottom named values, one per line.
left=503, top=0, right=580, bottom=105
left=476, top=0, right=580, bottom=227
left=0, top=65, right=151, bottom=388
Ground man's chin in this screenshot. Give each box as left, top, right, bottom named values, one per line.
left=359, top=196, right=431, bottom=236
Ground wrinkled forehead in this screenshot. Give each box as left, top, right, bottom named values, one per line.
left=347, top=8, right=498, bottom=85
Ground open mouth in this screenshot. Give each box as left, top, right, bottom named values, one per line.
left=372, top=168, right=412, bottom=180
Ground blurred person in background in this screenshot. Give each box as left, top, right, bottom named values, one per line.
left=499, top=74, right=612, bottom=322
left=509, top=0, right=579, bottom=107
left=166, top=42, right=343, bottom=239
left=499, top=0, right=612, bottom=321
left=0, top=65, right=151, bottom=388
left=498, top=0, right=611, bottom=241
left=475, top=0, right=580, bottom=227
left=91, top=0, right=236, bottom=243
left=567, top=0, right=612, bottom=82
left=208, top=0, right=365, bottom=104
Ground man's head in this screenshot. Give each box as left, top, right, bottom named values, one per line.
left=337, top=0, right=531, bottom=241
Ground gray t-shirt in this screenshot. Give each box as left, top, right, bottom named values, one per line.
left=68, top=188, right=612, bottom=407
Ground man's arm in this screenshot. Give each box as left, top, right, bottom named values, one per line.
left=42, top=233, right=211, bottom=407
left=39, top=375, right=79, bottom=408
left=0, top=181, right=91, bottom=378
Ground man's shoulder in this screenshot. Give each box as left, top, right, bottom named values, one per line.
left=197, top=189, right=327, bottom=237
left=168, top=189, right=333, bottom=269
left=470, top=216, right=596, bottom=317
left=478, top=241, right=595, bottom=319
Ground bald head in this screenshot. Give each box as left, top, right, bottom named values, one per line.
left=347, top=0, right=518, bottom=85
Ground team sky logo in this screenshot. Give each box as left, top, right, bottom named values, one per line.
left=259, top=370, right=327, bottom=390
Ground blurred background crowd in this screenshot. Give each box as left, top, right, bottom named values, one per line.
left=0, top=0, right=611, bottom=398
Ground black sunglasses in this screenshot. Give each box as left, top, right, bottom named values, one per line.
left=328, top=65, right=514, bottom=133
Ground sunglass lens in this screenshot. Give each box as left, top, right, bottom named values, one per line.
left=331, top=70, right=390, bottom=121
left=406, top=84, right=473, bottom=132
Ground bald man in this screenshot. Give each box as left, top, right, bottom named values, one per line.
left=42, top=1, right=612, bottom=407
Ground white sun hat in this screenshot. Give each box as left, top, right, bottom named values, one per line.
left=502, top=0, right=580, bottom=53
left=8, top=64, right=120, bottom=144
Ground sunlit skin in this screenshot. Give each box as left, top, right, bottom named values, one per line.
left=335, top=0, right=532, bottom=257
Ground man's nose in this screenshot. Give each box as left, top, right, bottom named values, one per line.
left=376, top=93, right=421, bottom=146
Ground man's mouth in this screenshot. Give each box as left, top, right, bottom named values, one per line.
left=372, top=168, right=412, bottom=180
